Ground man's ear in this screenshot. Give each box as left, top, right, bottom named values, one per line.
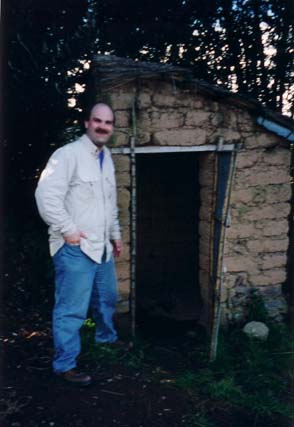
left=84, top=121, right=89, bottom=129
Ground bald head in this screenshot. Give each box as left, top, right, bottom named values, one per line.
left=85, top=103, right=115, bottom=122
left=85, top=103, right=114, bottom=148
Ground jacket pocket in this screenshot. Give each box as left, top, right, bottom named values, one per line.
left=73, top=171, right=99, bottom=200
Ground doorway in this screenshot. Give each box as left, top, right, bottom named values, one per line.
left=135, top=153, right=202, bottom=336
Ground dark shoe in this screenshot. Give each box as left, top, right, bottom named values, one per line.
left=55, top=369, right=92, bottom=386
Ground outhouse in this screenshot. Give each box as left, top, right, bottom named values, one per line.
left=87, top=55, right=294, bottom=342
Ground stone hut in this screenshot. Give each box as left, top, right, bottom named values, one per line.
left=88, top=55, right=294, bottom=336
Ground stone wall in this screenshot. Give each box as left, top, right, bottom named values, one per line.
left=104, top=78, right=291, bottom=323
left=223, top=143, right=291, bottom=322
left=112, top=154, right=131, bottom=314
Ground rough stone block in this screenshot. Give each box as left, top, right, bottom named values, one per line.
left=118, top=208, right=130, bottom=226
left=199, top=245, right=211, bottom=259
left=244, top=132, right=280, bottom=149
left=222, top=274, right=240, bottom=291
left=220, top=129, right=241, bottom=143
left=137, top=110, right=151, bottom=128
left=256, top=219, right=289, bottom=237
left=137, top=91, right=152, bottom=108
left=249, top=269, right=286, bottom=286
left=236, top=167, right=290, bottom=187
left=199, top=253, right=210, bottom=271
left=121, top=226, right=130, bottom=243
left=198, top=219, right=212, bottom=235
left=243, top=203, right=290, bottom=221
left=110, top=89, right=135, bottom=110
left=116, top=172, right=131, bottom=187
left=261, top=149, right=291, bottom=167
left=230, top=188, right=253, bottom=204
left=199, top=205, right=213, bottom=221
left=115, top=110, right=130, bottom=128
left=153, top=88, right=203, bottom=108
left=262, top=185, right=291, bottom=204
left=232, top=184, right=291, bottom=206
left=247, top=238, right=288, bottom=253
left=251, top=185, right=291, bottom=205
left=153, top=93, right=181, bottom=108
left=112, top=155, right=130, bottom=172
left=153, top=128, right=207, bottom=146
left=112, top=130, right=130, bottom=147
left=151, top=110, right=185, bottom=129
left=260, top=254, right=287, bottom=270
left=226, top=223, right=256, bottom=239
left=236, top=151, right=259, bottom=169
left=117, top=188, right=130, bottom=211
left=243, top=321, right=269, bottom=341
left=185, top=111, right=211, bottom=127
left=199, top=172, right=214, bottom=187
left=137, top=131, right=151, bottom=145
left=225, top=256, right=258, bottom=273
left=116, top=262, right=130, bottom=281
left=118, top=280, right=130, bottom=296
left=224, top=239, right=250, bottom=256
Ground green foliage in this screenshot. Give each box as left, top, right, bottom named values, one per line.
left=80, top=319, right=121, bottom=364
left=176, top=371, right=200, bottom=391
left=206, top=376, right=242, bottom=401
left=245, top=288, right=269, bottom=322
left=175, top=323, right=294, bottom=421
left=79, top=297, right=293, bottom=423
left=123, top=347, right=146, bottom=369
left=81, top=321, right=149, bottom=368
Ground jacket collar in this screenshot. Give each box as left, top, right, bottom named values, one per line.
left=80, top=134, right=110, bottom=158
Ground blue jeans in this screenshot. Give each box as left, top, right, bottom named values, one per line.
left=52, top=243, right=118, bottom=373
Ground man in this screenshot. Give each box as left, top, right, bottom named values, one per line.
left=35, top=103, right=122, bottom=386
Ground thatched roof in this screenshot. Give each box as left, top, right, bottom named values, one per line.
left=92, top=55, right=192, bottom=85
left=92, top=55, right=294, bottom=139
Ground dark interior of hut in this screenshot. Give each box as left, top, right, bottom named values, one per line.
left=135, top=153, right=203, bottom=340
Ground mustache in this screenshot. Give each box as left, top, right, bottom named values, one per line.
left=95, top=128, right=109, bottom=135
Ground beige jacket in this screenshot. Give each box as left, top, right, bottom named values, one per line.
left=35, top=134, right=121, bottom=263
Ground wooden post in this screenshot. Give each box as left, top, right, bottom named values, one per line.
left=209, top=146, right=238, bottom=361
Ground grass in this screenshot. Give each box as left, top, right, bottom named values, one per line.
left=80, top=319, right=149, bottom=368
left=80, top=302, right=294, bottom=426
left=175, top=322, right=294, bottom=423
left=80, top=318, right=122, bottom=364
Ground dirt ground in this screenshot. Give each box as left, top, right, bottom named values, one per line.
left=0, top=308, right=203, bottom=427
left=1, top=308, right=291, bottom=427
